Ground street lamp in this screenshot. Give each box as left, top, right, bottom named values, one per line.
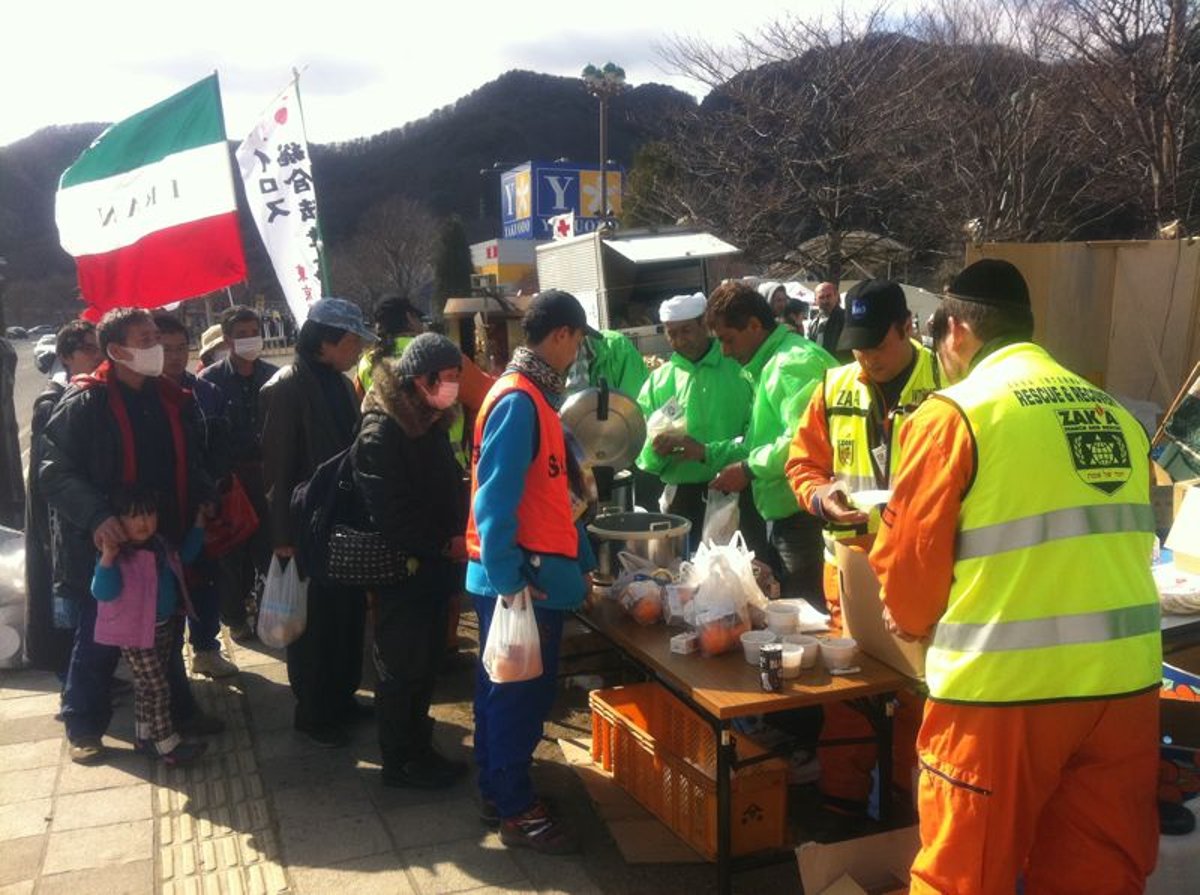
left=581, top=62, right=627, bottom=223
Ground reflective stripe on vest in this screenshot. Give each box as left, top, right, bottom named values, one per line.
left=822, top=342, right=939, bottom=540
left=929, top=342, right=1161, bottom=704
left=956, top=502, right=1155, bottom=560
left=464, top=372, right=578, bottom=561
left=933, top=602, right=1161, bottom=653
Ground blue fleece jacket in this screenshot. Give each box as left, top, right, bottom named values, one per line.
left=92, top=526, right=205, bottom=620
left=466, top=391, right=596, bottom=610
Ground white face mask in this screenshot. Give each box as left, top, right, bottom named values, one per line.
left=429, top=380, right=460, bottom=410
left=109, top=344, right=164, bottom=378
left=232, top=336, right=264, bottom=361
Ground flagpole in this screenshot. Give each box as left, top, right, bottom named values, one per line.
left=292, top=67, right=332, bottom=297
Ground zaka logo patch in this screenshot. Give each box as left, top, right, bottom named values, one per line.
left=837, top=439, right=855, bottom=468
left=1056, top=405, right=1132, bottom=494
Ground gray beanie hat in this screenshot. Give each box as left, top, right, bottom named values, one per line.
left=397, top=332, right=462, bottom=377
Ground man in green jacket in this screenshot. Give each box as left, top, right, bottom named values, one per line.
left=636, top=292, right=754, bottom=540
left=706, top=281, right=837, bottom=603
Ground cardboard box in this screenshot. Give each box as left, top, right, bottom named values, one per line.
left=834, top=542, right=926, bottom=680
left=1153, top=484, right=1175, bottom=532
left=1173, top=478, right=1200, bottom=520
left=1167, top=488, right=1200, bottom=573
left=797, top=826, right=918, bottom=895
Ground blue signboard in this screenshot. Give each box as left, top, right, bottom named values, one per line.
left=500, top=160, right=624, bottom=240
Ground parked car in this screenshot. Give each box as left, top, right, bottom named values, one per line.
left=4, top=327, right=27, bottom=340
left=26, top=324, right=56, bottom=338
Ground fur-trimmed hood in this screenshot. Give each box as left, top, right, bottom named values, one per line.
left=361, top=357, right=459, bottom=438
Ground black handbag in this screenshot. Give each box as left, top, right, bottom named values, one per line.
left=325, top=524, right=419, bottom=587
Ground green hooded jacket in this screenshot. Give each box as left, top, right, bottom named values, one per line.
left=635, top=339, right=753, bottom=485
left=710, top=325, right=837, bottom=520
left=587, top=330, right=649, bottom=399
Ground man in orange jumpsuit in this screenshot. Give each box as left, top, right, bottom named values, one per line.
left=872, top=259, right=1161, bottom=894
left=787, top=280, right=936, bottom=827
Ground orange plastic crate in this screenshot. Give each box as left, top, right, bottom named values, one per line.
left=589, top=682, right=787, bottom=860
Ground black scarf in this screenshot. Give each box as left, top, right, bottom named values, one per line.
left=506, top=347, right=565, bottom=401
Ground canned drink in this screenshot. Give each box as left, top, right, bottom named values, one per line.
left=759, top=643, right=783, bottom=692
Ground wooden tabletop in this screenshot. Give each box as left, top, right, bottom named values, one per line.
left=579, top=601, right=911, bottom=721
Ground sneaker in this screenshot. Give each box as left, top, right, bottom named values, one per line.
left=160, top=740, right=208, bottom=767
left=295, top=721, right=350, bottom=749
left=69, top=736, right=105, bottom=764
left=191, top=650, right=239, bottom=679
left=499, top=802, right=579, bottom=854
left=176, top=712, right=226, bottom=737
left=481, top=796, right=554, bottom=829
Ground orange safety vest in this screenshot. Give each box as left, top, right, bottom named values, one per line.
left=465, top=372, right=578, bottom=561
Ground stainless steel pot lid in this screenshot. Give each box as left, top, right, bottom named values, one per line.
left=559, top=381, right=646, bottom=471
left=587, top=512, right=691, bottom=538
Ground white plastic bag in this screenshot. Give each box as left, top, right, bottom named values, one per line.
left=256, top=556, right=308, bottom=649
left=645, top=396, right=687, bottom=441
left=482, top=589, right=543, bottom=683
left=701, top=488, right=741, bottom=546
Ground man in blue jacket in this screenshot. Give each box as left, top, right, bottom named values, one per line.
left=465, top=290, right=597, bottom=855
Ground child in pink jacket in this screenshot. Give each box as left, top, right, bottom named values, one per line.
left=92, top=485, right=207, bottom=766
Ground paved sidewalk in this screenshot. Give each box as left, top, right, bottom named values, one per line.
left=0, top=625, right=801, bottom=895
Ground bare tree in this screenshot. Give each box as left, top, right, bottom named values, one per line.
left=1047, top=0, right=1200, bottom=231
left=647, top=7, right=949, bottom=280
left=329, top=196, right=438, bottom=313
left=912, top=0, right=1117, bottom=244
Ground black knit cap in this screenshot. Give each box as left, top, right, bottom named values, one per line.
left=945, top=259, right=1031, bottom=308
left=396, top=333, right=462, bottom=377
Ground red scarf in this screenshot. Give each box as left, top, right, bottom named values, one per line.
left=73, top=361, right=191, bottom=532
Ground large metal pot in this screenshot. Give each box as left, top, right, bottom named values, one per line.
left=587, top=512, right=691, bottom=581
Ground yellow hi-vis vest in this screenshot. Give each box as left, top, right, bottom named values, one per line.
left=822, top=341, right=939, bottom=542
left=928, top=342, right=1161, bottom=704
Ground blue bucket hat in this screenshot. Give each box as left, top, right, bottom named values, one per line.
left=306, top=297, right=378, bottom=343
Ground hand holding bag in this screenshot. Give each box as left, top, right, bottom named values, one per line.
left=257, top=556, right=308, bottom=648
left=482, top=589, right=543, bottom=683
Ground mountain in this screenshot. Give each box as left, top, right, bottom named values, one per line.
left=0, top=70, right=694, bottom=325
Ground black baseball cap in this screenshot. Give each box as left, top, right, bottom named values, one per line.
left=523, top=289, right=601, bottom=342
left=837, top=279, right=909, bottom=351
left=944, top=259, right=1031, bottom=308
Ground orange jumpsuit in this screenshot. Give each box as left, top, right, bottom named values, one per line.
left=871, top=398, right=1159, bottom=895
left=786, top=379, right=923, bottom=809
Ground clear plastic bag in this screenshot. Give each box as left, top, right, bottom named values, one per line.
left=701, top=488, right=741, bottom=546
left=482, top=589, right=544, bottom=683
left=256, top=556, right=308, bottom=649
left=645, top=396, right=687, bottom=441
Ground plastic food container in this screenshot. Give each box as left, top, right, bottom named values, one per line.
left=819, top=637, right=859, bottom=671
left=765, top=602, right=799, bottom=635
left=739, top=630, right=777, bottom=666
left=784, top=634, right=820, bottom=668
left=779, top=642, right=804, bottom=679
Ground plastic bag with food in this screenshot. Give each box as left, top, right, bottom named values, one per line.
left=482, top=589, right=544, bottom=683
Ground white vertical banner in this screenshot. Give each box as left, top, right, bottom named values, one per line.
left=236, top=76, right=324, bottom=326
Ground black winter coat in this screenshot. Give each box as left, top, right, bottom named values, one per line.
left=259, top=356, right=358, bottom=551
left=38, top=370, right=214, bottom=597
left=350, top=361, right=465, bottom=561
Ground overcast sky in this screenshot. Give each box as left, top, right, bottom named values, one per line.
left=3, top=0, right=897, bottom=148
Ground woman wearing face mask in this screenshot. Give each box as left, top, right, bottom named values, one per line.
left=350, top=333, right=471, bottom=788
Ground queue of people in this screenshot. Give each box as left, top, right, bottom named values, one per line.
left=17, top=261, right=1164, bottom=886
